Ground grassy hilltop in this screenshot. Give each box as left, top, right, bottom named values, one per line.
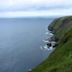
left=32, top=16, right=72, bottom=72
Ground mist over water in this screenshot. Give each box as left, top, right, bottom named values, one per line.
left=0, top=18, right=54, bottom=72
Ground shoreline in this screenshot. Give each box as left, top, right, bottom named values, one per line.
left=32, top=16, right=72, bottom=72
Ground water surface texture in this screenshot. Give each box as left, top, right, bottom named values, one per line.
left=0, top=18, right=53, bottom=72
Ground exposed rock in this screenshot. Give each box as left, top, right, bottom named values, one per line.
left=47, top=43, right=51, bottom=47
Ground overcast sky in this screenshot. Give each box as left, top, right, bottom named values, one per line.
left=0, top=0, right=72, bottom=17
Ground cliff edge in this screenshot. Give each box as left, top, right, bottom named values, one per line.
left=32, top=16, right=72, bottom=72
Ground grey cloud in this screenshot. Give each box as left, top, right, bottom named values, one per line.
left=0, top=3, right=72, bottom=12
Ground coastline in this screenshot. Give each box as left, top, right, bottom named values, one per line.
left=32, top=16, right=72, bottom=72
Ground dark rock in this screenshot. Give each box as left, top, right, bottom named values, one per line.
left=47, top=43, right=51, bottom=47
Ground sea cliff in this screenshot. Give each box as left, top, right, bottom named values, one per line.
left=32, top=16, right=72, bottom=72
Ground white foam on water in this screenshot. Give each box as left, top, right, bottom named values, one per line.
left=43, top=45, right=48, bottom=50
left=49, top=33, right=54, bottom=36
left=43, top=45, right=53, bottom=51
left=49, top=46, right=53, bottom=50
left=42, top=40, right=50, bottom=43
left=45, top=32, right=49, bottom=35
left=51, top=41, right=56, bottom=46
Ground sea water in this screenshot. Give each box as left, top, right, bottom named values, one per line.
left=0, top=18, right=54, bottom=72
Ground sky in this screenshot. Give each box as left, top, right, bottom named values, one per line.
left=0, top=0, right=72, bottom=17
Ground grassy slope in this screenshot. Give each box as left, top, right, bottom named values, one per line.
left=32, top=16, right=72, bottom=72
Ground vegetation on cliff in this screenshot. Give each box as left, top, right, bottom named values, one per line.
left=32, top=16, right=72, bottom=72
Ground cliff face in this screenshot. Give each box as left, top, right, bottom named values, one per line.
left=32, top=16, right=72, bottom=72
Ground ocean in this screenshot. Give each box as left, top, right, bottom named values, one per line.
left=0, top=18, right=54, bottom=72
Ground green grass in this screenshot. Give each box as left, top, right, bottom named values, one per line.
left=32, top=16, right=72, bottom=72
